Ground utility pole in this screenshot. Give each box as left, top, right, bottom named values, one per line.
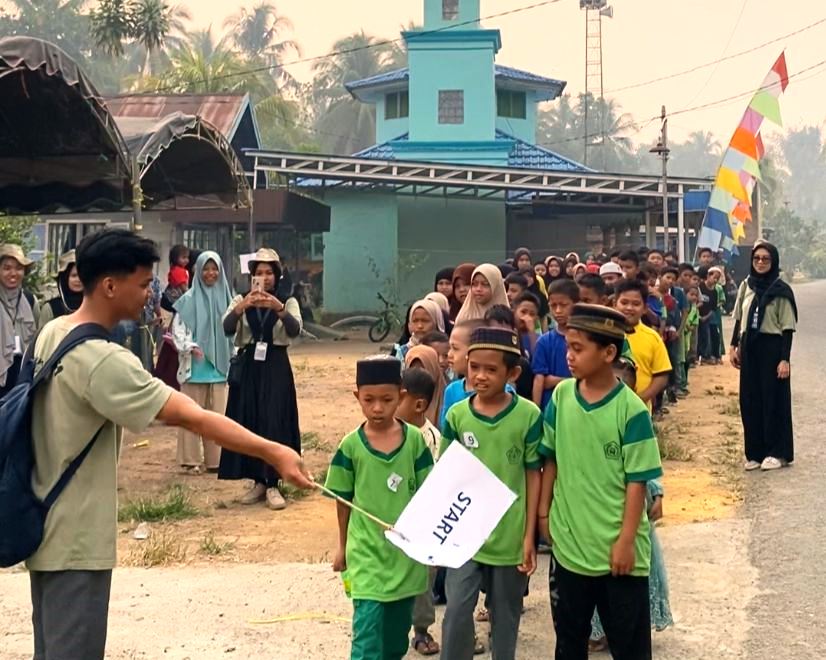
left=649, top=106, right=670, bottom=250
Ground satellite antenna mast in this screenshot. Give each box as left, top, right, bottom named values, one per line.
left=580, top=0, right=613, bottom=167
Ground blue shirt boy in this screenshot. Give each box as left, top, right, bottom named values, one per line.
left=531, top=329, right=571, bottom=410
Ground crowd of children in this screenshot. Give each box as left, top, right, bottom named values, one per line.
left=325, top=245, right=739, bottom=660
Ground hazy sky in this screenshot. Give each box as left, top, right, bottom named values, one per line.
left=197, top=0, right=823, bottom=153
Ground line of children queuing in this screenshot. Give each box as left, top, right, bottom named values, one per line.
left=323, top=245, right=741, bottom=659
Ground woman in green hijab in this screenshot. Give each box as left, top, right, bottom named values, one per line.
left=172, top=251, right=234, bottom=473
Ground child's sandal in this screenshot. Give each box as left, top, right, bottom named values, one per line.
left=411, top=633, right=440, bottom=656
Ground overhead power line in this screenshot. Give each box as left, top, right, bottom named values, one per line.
left=606, top=14, right=826, bottom=94
left=153, top=0, right=565, bottom=94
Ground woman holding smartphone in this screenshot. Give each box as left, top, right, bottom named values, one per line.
left=218, top=248, right=303, bottom=510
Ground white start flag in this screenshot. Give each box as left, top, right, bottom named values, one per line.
left=384, top=441, right=517, bottom=568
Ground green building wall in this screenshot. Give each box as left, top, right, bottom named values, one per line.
left=397, top=196, right=506, bottom=304
left=321, top=192, right=399, bottom=313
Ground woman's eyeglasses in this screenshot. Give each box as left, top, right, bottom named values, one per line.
left=752, top=256, right=771, bottom=263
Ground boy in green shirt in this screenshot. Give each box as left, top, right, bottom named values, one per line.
left=682, top=285, right=700, bottom=391
left=440, top=327, right=543, bottom=660
left=325, top=357, right=434, bottom=660
left=538, top=304, right=663, bottom=660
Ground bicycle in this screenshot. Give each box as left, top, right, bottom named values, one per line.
left=368, top=293, right=403, bottom=343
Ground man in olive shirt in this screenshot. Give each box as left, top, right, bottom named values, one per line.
left=28, top=230, right=313, bottom=660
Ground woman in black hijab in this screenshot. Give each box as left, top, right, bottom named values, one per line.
left=729, top=242, right=798, bottom=472
left=39, top=250, right=83, bottom=327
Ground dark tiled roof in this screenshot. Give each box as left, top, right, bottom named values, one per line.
left=354, top=130, right=589, bottom=172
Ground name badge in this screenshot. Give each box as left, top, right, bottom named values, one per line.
left=13, top=335, right=22, bottom=355
left=387, top=473, right=403, bottom=492
left=462, top=432, right=479, bottom=449
left=254, top=341, right=268, bottom=361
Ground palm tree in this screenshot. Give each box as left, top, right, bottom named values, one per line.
left=0, top=0, right=91, bottom=59
left=537, top=94, right=584, bottom=163
left=668, top=131, right=721, bottom=178
left=223, top=2, right=300, bottom=92
left=89, top=0, right=131, bottom=57
left=143, top=27, right=271, bottom=95
left=310, top=31, right=396, bottom=154
left=130, top=0, right=191, bottom=76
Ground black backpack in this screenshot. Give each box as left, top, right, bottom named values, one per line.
left=0, top=323, right=111, bottom=567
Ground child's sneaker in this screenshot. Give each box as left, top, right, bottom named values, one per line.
left=744, top=460, right=761, bottom=471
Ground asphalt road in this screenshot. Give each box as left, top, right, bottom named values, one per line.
left=744, top=279, right=826, bottom=658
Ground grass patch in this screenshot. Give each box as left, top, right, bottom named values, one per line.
left=301, top=431, right=331, bottom=452
left=657, top=425, right=694, bottom=462
left=314, top=466, right=329, bottom=486
left=126, top=529, right=187, bottom=567
left=118, top=485, right=198, bottom=523
left=718, top=399, right=740, bottom=417
left=199, top=531, right=235, bottom=556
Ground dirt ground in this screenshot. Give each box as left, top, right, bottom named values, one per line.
left=0, top=330, right=749, bottom=659
left=111, top=334, right=743, bottom=565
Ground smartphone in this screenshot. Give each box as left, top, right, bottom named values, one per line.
left=251, top=276, right=265, bottom=293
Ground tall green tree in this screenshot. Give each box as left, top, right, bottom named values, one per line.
left=89, top=0, right=190, bottom=78
left=141, top=27, right=271, bottom=95
left=0, top=0, right=91, bottom=60
left=537, top=93, right=638, bottom=171
left=310, top=31, right=397, bottom=154
left=668, top=131, right=721, bottom=178
left=223, top=1, right=299, bottom=91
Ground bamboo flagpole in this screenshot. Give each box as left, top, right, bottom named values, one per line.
left=313, top=481, right=407, bottom=540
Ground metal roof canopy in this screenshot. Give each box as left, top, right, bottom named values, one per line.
left=250, top=150, right=712, bottom=261
left=250, top=150, right=709, bottom=202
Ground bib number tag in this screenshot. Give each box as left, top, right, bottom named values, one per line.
left=254, top=341, right=268, bottom=361
left=13, top=335, right=22, bottom=355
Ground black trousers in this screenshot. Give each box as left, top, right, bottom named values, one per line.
left=30, top=570, right=112, bottom=660
left=740, top=335, right=794, bottom=463
left=550, top=556, right=651, bottom=660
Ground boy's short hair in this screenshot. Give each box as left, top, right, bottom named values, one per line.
left=548, top=278, right=580, bottom=302
left=613, top=277, right=649, bottom=300
left=421, top=330, right=449, bottom=346
left=686, top=284, right=700, bottom=294
left=647, top=248, right=664, bottom=258
left=639, top=262, right=658, bottom=280
left=661, top=266, right=679, bottom=278
left=697, top=247, right=713, bottom=257
left=577, top=273, right=605, bottom=297
left=697, top=266, right=711, bottom=279
left=484, top=304, right=515, bottom=329
left=468, top=327, right=522, bottom=370
left=451, top=319, right=486, bottom=339
left=514, top=291, right=541, bottom=310
left=76, top=229, right=160, bottom=292
left=609, top=249, right=621, bottom=259
left=504, top=272, right=528, bottom=290
left=678, top=262, right=695, bottom=275
left=356, top=356, right=402, bottom=388
left=618, top=250, right=639, bottom=265
left=402, top=368, right=435, bottom=407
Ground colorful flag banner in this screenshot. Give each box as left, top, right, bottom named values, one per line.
left=384, top=442, right=517, bottom=568
left=696, top=52, right=788, bottom=259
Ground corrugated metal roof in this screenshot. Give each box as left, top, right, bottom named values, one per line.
left=353, top=130, right=589, bottom=172
left=105, top=93, right=252, bottom=141
left=346, top=64, right=565, bottom=98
